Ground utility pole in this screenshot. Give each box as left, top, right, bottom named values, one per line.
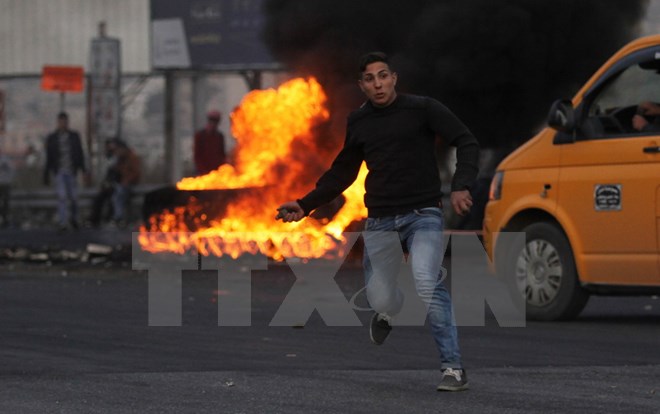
left=164, top=71, right=177, bottom=183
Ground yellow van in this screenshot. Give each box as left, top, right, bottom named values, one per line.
left=483, top=35, right=660, bottom=320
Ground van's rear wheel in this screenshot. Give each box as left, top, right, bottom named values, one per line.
left=506, top=222, right=589, bottom=321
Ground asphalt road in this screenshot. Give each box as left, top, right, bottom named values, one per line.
left=1, top=260, right=658, bottom=414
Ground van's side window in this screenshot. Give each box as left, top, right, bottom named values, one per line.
left=581, top=59, right=660, bottom=138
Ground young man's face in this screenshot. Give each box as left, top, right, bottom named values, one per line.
left=57, top=117, right=68, bottom=131
left=359, top=61, right=398, bottom=107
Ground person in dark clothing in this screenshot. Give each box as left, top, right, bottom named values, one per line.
left=88, top=138, right=141, bottom=228
left=193, top=110, right=227, bottom=175
left=87, top=139, right=121, bottom=228
left=44, top=112, right=86, bottom=231
left=0, top=149, right=14, bottom=228
left=277, top=52, right=479, bottom=392
left=632, top=101, right=660, bottom=132
left=110, top=139, right=141, bottom=225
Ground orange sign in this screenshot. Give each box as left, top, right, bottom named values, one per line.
left=41, top=66, right=85, bottom=92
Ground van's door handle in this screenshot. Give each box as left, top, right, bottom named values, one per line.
left=643, top=146, right=660, bottom=153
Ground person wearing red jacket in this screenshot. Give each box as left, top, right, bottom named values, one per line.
left=193, top=110, right=227, bottom=175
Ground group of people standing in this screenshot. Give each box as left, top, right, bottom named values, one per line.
left=40, top=108, right=226, bottom=231
left=0, top=96, right=228, bottom=231
left=42, top=111, right=140, bottom=231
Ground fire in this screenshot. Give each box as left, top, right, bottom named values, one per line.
left=139, top=77, right=367, bottom=260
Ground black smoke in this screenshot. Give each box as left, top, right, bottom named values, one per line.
left=263, top=0, right=649, bottom=150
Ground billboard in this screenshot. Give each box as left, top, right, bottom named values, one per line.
left=150, top=0, right=278, bottom=70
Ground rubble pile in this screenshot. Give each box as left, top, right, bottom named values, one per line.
left=0, top=242, right=131, bottom=266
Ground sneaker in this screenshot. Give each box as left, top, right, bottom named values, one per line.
left=369, top=313, right=392, bottom=345
left=437, top=368, right=469, bottom=392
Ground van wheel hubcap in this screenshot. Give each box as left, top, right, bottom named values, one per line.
left=515, top=240, right=563, bottom=307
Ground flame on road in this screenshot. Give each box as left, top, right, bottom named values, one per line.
left=138, top=78, right=367, bottom=260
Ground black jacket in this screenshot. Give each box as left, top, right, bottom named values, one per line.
left=44, top=129, right=86, bottom=178
left=299, top=94, right=479, bottom=218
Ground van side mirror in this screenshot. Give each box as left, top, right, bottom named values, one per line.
left=547, top=99, right=576, bottom=133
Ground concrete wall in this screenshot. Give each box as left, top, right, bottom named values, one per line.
left=0, top=0, right=150, bottom=75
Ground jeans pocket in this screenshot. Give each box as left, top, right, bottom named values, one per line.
left=413, top=207, right=443, bottom=218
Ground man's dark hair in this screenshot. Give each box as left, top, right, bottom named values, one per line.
left=358, top=51, right=391, bottom=75
left=57, top=112, right=68, bottom=120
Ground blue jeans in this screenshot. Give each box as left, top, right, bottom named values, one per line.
left=112, top=183, right=129, bottom=221
left=363, top=207, right=462, bottom=369
left=55, top=171, right=78, bottom=226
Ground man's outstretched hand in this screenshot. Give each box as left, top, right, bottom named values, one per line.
left=450, top=190, right=473, bottom=216
left=276, top=201, right=305, bottom=222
